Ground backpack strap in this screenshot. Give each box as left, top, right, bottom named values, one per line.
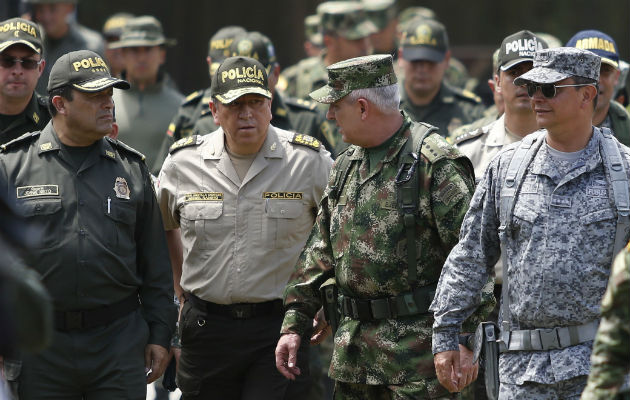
left=599, top=127, right=630, bottom=257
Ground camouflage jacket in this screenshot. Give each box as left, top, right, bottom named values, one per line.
left=281, top=115, right=477, bottom=389
left=400, top=82, right=486, bottom=138
left=581, top=245, right=630, bottom=400
left=431, top=127, right=630, bottom=385
left=278, top=55, right=328, bottom=101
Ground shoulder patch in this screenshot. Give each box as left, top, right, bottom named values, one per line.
left=285, top=97, right=318, bottom=111
left=106, top=137, right=146, bottom=161
left=290, top=133, right=321, bottom=151
left=182, top=90, right=203, bottom=105
left=420, top=133, right=464, bottom=163
left=169, top=135, right=201, bottom=154
left=458, top=89, right=482, bottom=103
left=0, top=131, right=40, bottom=153
left=453, top=126, right=486, bottom=145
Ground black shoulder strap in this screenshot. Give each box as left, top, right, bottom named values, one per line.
left=328, top=147, right=356, bottom=202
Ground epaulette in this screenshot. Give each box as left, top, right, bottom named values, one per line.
left=36, top=94, right=48, bottom=107
left=182, top=90, right=204, bottom=106
left=453, top=88, right=482, bottom=104
left=0, top=131, right=40, bottom=153
left=169, top=135, right=201, bottom=154
left=284, top=97, right=318, bottom=111
left=453, top=126, right=487, bottom=145
left=106, top=137, right=146, bottom=161
left=289, top=133, right=321, bottom=151
left=421, top=132, right=464, bottom=163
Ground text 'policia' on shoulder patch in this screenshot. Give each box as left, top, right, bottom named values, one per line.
left=290, top=133, right=320, bottom=151
left=169, top=135, right=200, bottom=154
left=184, top=192, right=223, bottom=202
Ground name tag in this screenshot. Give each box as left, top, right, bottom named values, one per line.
left=262, top=192, right=303, bottom=200
left=550, top=194, right=572, bottom=208
left=17, top=185, right=59, bottom=198
left=184, top=192, right=223, bottom=202
left=586, top=187, right=608, bottom=198
left=520, top=175, right=539, bottom=194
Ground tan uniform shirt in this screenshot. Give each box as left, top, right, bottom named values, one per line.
left=157, top=125, right=332, bottom=304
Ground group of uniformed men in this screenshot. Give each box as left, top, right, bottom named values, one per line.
left=0, top=0, right=629, bottom=400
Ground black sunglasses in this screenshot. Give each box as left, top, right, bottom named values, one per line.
left=0, top=57, right=43, bottom=70
left=526, top=82, right=595, bottom=99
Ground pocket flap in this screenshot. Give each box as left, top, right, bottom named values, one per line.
left=582, top=208, right=615, bottom=225
left=266, top=200, right=304, bottom=219
left=180, top=202, right=223, bottom=220
left=104, top=200, right=135, bottom=224
left=17, top=198, right=62, bottom=217
left=513, top=205, right=538, bottom=224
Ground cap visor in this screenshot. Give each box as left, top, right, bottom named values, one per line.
left=513, top=66, right=570, bottom=86
left=215, top=87, right=271, bottom=104
left=309, top=84, right=347, bottom=104
left=401, top=46, right=445, bottom=62
left=72, top=77, right=130, bottom=92
left=108, top=38, right=176, bottom=49
left=500, top=58, right=533, bottom=71
left=0, top=40, right=41, bottom=54
left=601, top=57, right=619, bottom=69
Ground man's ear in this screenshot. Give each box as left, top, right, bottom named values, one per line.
left=582, top=84, right=598, bottom=107
left=209, top=100, right=220, bottom=125
left=357, top=98, right=369, bottom=121
left=51, top=95, right=66, bottom=115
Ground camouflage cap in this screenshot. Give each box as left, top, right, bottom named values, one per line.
left=102, top=12, right=134, bottom=40
left=305, top=14, right=322, bottom=46
left=228, top=31, right=277, bottom=73
left=361, top=0, right=397, bottom=31
left=108, top=15, right=176, bottom=49
left=208, top=26, right=246, bottom=76
left=317, top=1, right=377, bottom=40
left=211, top=56, right=271, bottom=104
left=47, top=49, right=130, bottom=93
left=498, top=30, right=548, bottom=71
left=514, top=47, right=601, bottom=86
left=310, top=54, right=397, bottom=104
left=0, top=18, right=43, bottom=54
left=400, top=17, right=448, bottom=62
left=397, top=6, right=436, bottom=32
left=566, top=29, right=619, bottom=69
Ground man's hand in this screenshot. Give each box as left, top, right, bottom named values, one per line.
left=310, top=308, right=332, bottom=345
left=275, top=333, right=302, bottom=380
left=145, top=344, right=169, bottom=384
left=434, top=345, right=479, bottom=393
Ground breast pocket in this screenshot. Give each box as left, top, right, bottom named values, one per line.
left=103, top=199, right=137, bottom=254
left=263, top=200, right=307, bottom=249
left=581, top=208, right=616, bottom=264
left=17, top=198, right=63, bottom=248
left=179, top=202, right=223, bottom=250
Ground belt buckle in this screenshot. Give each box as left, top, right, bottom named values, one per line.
left=65, top=311, right=83, bottom=330
left=231, top=305, right=252, bottom=319
left=537, top=328, right=560, bottom=350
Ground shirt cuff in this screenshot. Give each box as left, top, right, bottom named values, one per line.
left=280, top=309, right=311, bottom=337
left=432, top=329, right=460, bottom=354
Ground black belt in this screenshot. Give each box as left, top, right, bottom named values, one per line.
left=340, top=284, right=436, bottom=321
left=54, top=293, right=140, bottom=331
left=187, top=293, right=283, bottom=319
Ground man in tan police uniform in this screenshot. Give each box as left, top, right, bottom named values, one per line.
left=156, top=56, right=332, bottom=399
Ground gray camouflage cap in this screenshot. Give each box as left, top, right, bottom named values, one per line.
left=514, top=47, right=601, bottom=85
left=310, top=54, right=397, bottom=104
left=317, top=1, right=378, bottom=40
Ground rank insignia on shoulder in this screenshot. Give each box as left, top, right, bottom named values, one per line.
left=290, top=133, right=320, bottom=151
left=169, top=135, right=200, bottom=154
left=183, top=90, right=203, bottom=104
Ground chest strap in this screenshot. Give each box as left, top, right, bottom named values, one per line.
left=339, top=283, right=436, bottom=321
left=500, top=320, right=599, bottom=352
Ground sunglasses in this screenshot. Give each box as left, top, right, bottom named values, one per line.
left=0, top=57, right=43, bottom=70
left=525, top=82, right=595, bottom=99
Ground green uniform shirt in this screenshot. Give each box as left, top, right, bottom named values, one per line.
left=281, top=114, right=477, bottom=388
left=606, top=100, right=630, bottom=147
left=400, top=82, right=485, bottom=138
left=0, top=92, right=50, bottom=145
left=0, top=122, right=176, bottom=348
left=36, top=23, right=105, bottom=95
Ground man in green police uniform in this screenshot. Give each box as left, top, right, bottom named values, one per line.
left=0, top=49, right=176, bottom=400
left=25, top=0, right=104, bottom=95
left=0, top=18, right=50, bottom=144
left=275, top=54, right=486, bottom=399
left=398, top=17, right=484, bottom=136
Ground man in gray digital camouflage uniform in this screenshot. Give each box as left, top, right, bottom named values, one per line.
left=431, top=47, right=630, bottom=399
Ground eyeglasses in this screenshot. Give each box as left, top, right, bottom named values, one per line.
left=0, top=57, right=43, bottom=70
left=525, top=82, right=595, bottom=99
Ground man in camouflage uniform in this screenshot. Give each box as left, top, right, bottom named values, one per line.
left=303, top=14, right=323, bottom=58
left=275, top=54, right=481, bottom=399
left=109, top=15, right=183, bottom=175
left=567, top=30, right=630, bottom=147
left=398, top=17, right=484, bottom=137
left=362, top=0, right=398, bottom=57
left=25, top=0, right=104, bottom=94
left=581, top=245, right=630, bottom=400
left=0, top=18, right=50, bottom=144
left=431, top=47, right=630, bottom=398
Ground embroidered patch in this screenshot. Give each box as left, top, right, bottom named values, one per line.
left=550, top=194, right=572, bottom=208
left=184, top=192, right=223, bottom=202
left=17, top=185, right=59, bottom=198
left=290, top=133, right=320, bottom=151
left=520, top=174, right=539, bottom=194
left=262, top=192, right=303, bottom=200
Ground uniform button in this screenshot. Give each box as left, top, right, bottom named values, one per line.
left=280, top=209, right=286, bottom=215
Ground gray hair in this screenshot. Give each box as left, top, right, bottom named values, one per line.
left=346, top=84, right=400, bottom=113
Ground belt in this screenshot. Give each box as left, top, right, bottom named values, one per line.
left=339, top=284, right=436, bottom=321
left=187, top=293, right=283, bottom=319
left=501, top=320, right=599, bottom=352
left=54, top=293, right=140, bottom=331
